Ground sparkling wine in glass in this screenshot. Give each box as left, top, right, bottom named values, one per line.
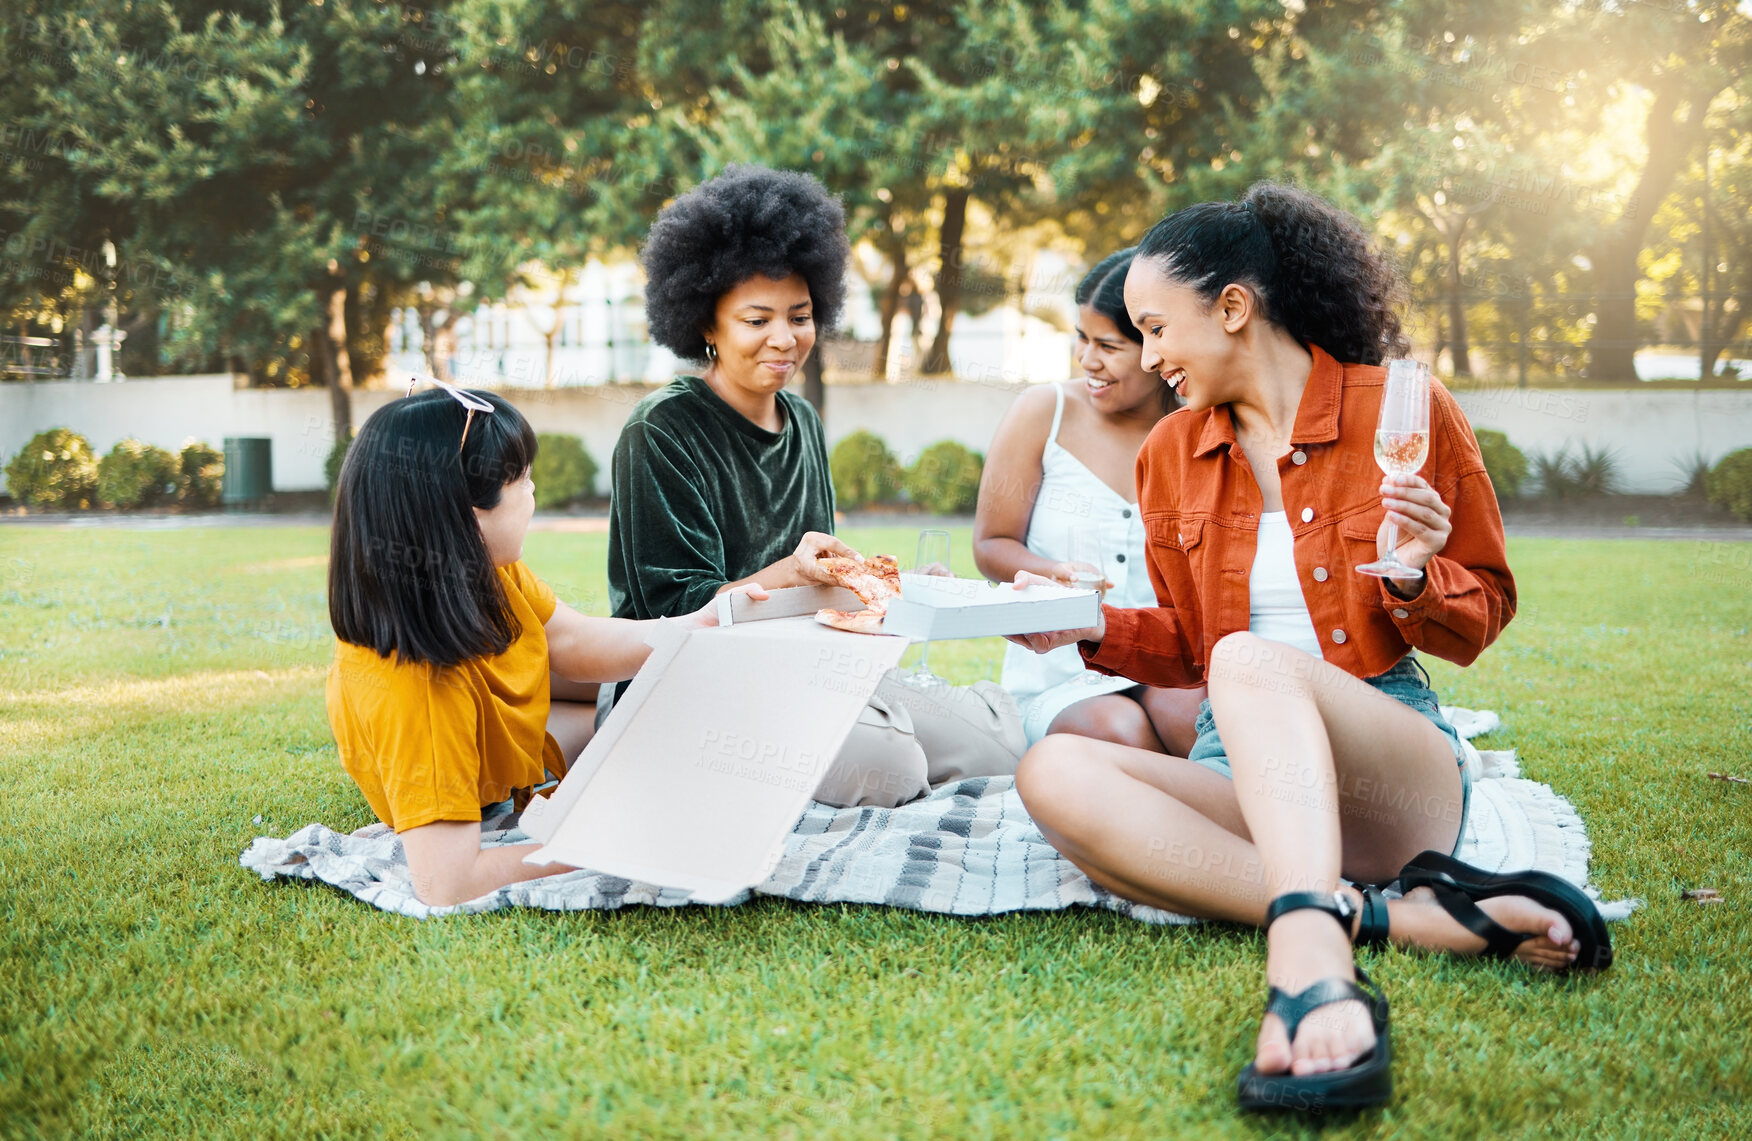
left=908, top=528, right=951, bottom=686
left=1356, top=358, right=1431, bottom=581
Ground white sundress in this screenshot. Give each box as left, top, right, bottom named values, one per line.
left=998, top=384, right=1157, bottom=744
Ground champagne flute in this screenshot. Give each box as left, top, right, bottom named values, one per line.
left=1063, top=522, right=1109, bottom=592
left=908, top=528, right=951, bottom=685
left=1356, top=358, right=1432, bottom=581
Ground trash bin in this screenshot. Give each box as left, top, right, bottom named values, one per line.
left=221, top=437, right=273, bottom=508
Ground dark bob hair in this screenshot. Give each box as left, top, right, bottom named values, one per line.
left=328, top=388, right=538, bottom=668
left=1135, top=182, right=1410, bottom=365
left=1075, top=248, right=1142, bottom=345
left=640, top=164, right=850, bottom=362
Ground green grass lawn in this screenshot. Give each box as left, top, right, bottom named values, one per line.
left=1, top=524, right=1747, bottom=1139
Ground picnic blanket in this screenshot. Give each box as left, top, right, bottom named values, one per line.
left=241, top=707, right=1632, bottom=922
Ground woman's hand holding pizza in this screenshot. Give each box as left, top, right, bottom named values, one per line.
left=790, top=532, right=861, bottom=586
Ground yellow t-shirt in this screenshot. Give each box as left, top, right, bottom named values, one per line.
left=326, top=560, right=564, bottom=832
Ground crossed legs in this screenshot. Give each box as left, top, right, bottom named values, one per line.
left=1045, top=684, right=1208, bottom=757
left=1015, top=632, right=1579, bottom=1077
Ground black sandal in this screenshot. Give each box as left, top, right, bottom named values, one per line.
left=1237, top=891, right=1392, bottom=1113
left=1392, top=850, right=1613, bottom=972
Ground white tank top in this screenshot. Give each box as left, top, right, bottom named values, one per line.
left=999, top=385, right=1155, bottom=701
left=1249, top=512, right=1323, bottom=658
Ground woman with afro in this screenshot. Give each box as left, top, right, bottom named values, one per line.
left=606, top=164, right=1025, bottom=807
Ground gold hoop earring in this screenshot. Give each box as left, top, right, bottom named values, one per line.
left=705, top=342, right=718, bottom=364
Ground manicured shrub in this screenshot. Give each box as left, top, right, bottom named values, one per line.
left=1531, top=448, right=1575, bottom=499
left=1673, top=449, right=1713, bottom=498
left=1569, top=442, right=1620, bottom=496
left=531, top=433, right=598, bottom=509
left=180, top=441, right=225, bottom=508
left=1472, top=428, right=1528, bottom=499
left=1707, top=447, right=1752, bottom=521
left=1531, top=444, right=1619, bottom=499
left=4, top=428, right=100, bottom=510
left=98, top=439, right=184, bottom=509
left=905, top=440, right=984, bottom=516
left=830, top=430, right=904, bottom=509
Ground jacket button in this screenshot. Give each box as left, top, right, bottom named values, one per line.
left=1313, top=566, right=1329, bottom=582
left=1301, top=507, right=1315, bottom=523
left=1331, top=629, right=1347, bottom=644
left=1177, top=532, right=1184, bottom=545
left=1292, top=450, right=1307, bottom=465
left=1392, top=607, right=1410, bottom=619
left=1115, top=553, right=1126, bottom=563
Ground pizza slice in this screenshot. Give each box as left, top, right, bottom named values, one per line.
left=813, top=607, right=888, bottom=635
left=813, top=553, right=903, bottom=634
left=814, top=553, right=901, bottom=609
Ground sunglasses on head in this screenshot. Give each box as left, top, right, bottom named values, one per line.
left=404, top=375, right=495, bottom=452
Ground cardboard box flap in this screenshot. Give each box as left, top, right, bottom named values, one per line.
left=715, top=584, right=863, bottom=627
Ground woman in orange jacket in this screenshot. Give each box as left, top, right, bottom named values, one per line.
left=1008, top=183, right=1611, bottom=1114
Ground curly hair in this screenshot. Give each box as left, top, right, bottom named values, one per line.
left=1135, top=182, right=1410, bottom=365
left=639, top=164, right=850, bottom=362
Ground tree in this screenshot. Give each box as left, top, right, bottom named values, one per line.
left=443, top=0, right=655, bottom=386
left=24, top=1, right=471, bottom=445
left=1645, top=73, right=1752, bottom=380
left=1579, top=1, right=1750, bottom=380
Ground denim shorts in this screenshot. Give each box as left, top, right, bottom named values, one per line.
left=1186, top=653, right=1472, bottom=854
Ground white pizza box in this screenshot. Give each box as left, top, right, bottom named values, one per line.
left=715, top=584, right=863, bottom=626
left=878, top=573, right=1100, bottom=641
left=518, top=616, right=909, bottom=902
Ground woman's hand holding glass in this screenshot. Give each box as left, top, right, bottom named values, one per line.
left=1042, top=559, right=1105, bottom=587
left=1377, top=472, right=1452, bottom=574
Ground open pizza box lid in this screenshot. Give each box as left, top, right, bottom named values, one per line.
left=518, top=616, right=909, bottom=902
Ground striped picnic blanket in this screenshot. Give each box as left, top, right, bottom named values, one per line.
left=240, top=709, right=1623, bottom=922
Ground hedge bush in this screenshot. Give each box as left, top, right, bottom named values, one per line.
left=4, top=428, right=99, bottom=509
left=180, top=442, right=225, bottom=508
left=98, top=439, right=184, bottom=509
left=1706, top=447, right=1752, bottom=521
left=1472, top=428, right=1528, bottom=499
left=830, top=430, right=904, bottom=509
left=531, top=433, right=598, bottom=509
left=904, top=439, right=984, bottom=515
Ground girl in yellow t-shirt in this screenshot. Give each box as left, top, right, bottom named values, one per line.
left=327, top=381, right=756, bottom=906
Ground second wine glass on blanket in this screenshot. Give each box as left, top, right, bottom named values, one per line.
left=903, top=528, right=951, bottom=687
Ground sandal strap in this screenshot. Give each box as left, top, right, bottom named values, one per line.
left=1406, top=871, right=1531, bottom=959
left=1354, top=885, right=1391, bottom=948
left=1263, top=967, right=1389, bottom=1043
left=1264, top=890, right=1356, bottom=936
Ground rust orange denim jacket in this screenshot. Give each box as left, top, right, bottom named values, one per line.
left=1083, top=345, right=1516, bottom=686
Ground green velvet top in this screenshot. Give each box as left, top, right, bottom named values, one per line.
left=608, top=375, right=836, bottom=621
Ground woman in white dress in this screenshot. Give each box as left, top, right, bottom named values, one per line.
left=973, top=249, right=1206, bottom=752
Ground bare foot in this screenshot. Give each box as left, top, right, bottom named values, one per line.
left=1253, top=909, right=1377, bottom=1077
left=1385, top=886, right=1580, bottom=969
